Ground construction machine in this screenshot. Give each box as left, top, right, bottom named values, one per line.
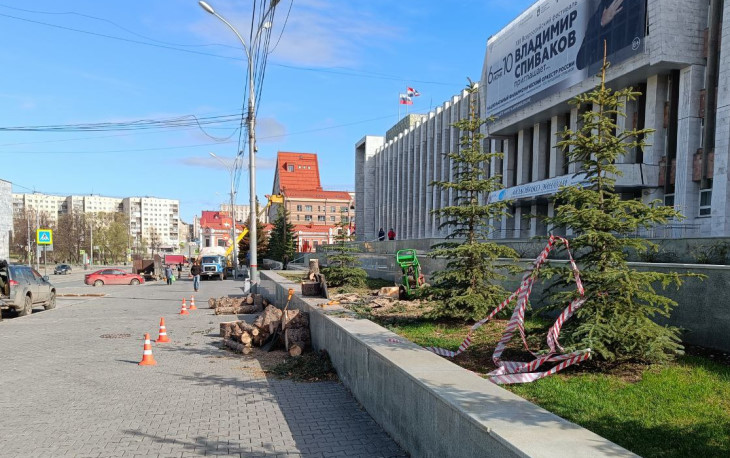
left=396, top=249, right=425, bottom=299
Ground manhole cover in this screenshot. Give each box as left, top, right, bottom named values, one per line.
left=100, top=333, right=132, bottom=339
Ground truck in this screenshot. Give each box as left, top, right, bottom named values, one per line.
left=163, top=254, right=187, bottom=267
left=198, top=246, right=227, bottom=281
left=132, top=254, right=163, bottom=280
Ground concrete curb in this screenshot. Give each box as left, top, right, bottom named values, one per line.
left=260, top=271, right=636, bottom=458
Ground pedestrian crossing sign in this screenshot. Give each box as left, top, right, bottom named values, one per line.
left=37, top=229, right=53, bottom=245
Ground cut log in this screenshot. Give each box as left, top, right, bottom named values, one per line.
left=219, top=321, right=241, bottom=338
left=215, top=305, right=259, bottom=315
left=240, top=331, right=252, bottom=345
left=288, top=344, right=303, bottom=357
left=378, top=286, right=400, bottom=298
left=223, top=338, right=252, bottom=354
left=284, top=327, right=310, bottom=354
left=258, top=305, right=283, bottom=334
left=208, top=298, right=217, bottom=308
left=301, top=281, right=321, bottom=297
left=308, top=259, right=320, bottom=281
left=282, top=310, right=309, bottom=330
left=246, top=295, right=254, bottom=305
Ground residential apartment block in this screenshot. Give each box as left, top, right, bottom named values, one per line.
left=356, top=0, right=726, bottom=241
left=12, top=192, right=182, bottom=250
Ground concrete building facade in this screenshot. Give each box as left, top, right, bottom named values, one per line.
left=356, top=0, right=726, bottom=242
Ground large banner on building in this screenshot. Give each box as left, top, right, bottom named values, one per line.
left=484, top=0, right=646, bottom=119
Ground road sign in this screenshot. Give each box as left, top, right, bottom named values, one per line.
left=37, top=229, right=53, bottom=245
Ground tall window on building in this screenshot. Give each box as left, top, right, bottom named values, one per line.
left=304, top=215, right=312, bottom=221
left=296, top=205, right=302, bottom=211
left=305, top=205, right=313, bottom=211
left=317, top=216, right=325, bottom=222
left=287, top=165, right=294, bottom=172
left=699, top=189, right=712, bottom=216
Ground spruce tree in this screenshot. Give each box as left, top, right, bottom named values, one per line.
left=427, top=80, right=518, bottom=320
left=544, top=57, right=696, bottom=364
left=322, top=218, right=367, bottom=288
left=266, top=206, right=296, bottom=268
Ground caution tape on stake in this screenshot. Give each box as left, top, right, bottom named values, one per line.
left=425, top=235, right=591, bottom=384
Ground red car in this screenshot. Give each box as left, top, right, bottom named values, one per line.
left=85, top=269, right=145, bottom=286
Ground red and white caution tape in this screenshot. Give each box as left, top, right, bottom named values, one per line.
left=426, top=235, right=591, bottom=384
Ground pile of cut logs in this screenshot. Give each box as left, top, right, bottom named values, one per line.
left=208, top=294, right=268, bottom=315
left=220, top=305, right=311, bottom=356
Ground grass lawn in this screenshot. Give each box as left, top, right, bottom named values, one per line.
left=380, top=317, right=730, bottom=458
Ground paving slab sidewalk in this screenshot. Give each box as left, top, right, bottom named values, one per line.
left=0, top=278, right=406, bottom=458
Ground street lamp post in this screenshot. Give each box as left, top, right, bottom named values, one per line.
left=209, top=152, right=238, bottom=279
left=199, top=0, right=278, bottom=290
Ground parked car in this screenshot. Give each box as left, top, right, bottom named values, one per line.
left=84, top=269, right=144, bottom=286
left=54, top=264, right=72, bottom=275
left=0, top=260, right=57, bottom=316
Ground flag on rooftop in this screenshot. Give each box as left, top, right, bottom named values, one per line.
left=399, top=94, right=413, bottom=105
left=407, top=87, right=420, bottom=97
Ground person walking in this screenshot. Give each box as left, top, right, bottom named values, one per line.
left=387, top=228, right=396, bottom=240
left=177, top=263, right=182, bottom=279
left=190, top=262, right=201, bottom=292
left=164, top=265, right=173, bottom=285
left=378, top=227, right=385, bottom=241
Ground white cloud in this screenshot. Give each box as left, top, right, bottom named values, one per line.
left=177, top=154, right=276, bottom=170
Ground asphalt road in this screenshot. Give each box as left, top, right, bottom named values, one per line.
left=0, top=275, right=406, bottom=457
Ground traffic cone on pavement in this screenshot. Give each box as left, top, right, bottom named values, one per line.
left=179, top=298, right=189, bottom=315
left=156, top=317, right=170, bottom=343
left=138, top=333, right=157, bottom=366
left=189, top=296, right=197, bottom=310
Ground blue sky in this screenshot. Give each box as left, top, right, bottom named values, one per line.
left=1, top=0, right=533, bottom=223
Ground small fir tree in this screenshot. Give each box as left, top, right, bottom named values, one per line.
left=322, top=218, right=367, bottom=288
left=266, top=206, right=297, bottom=268
left=427, top=80, right=518, bottom=320
left=544, top=55, right=697, bottom=364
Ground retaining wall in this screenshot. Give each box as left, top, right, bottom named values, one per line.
left=259, top=271, right=636, bottom=458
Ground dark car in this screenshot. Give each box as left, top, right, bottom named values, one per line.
left=0, top=260, right=57, bottom=316
left=54, top=264, right=72, bottom=275
left=84, top=269, right=144, bottom=286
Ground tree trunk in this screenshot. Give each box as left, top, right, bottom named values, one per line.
left=223, top=338, right=252, bottom=355
left=282, top=310, right=309, bottom=330
left=215, top=305, right=259, bottom=315
left=285, top=327, right=310, bottom=354
left=219, top=321, right=240, bottom=338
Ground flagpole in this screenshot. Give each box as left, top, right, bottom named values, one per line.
left=405, top=87, right=409, bottom=115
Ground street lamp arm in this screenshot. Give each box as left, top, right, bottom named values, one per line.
left=199, top=2, right=252, bottom=61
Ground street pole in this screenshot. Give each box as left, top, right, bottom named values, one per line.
left=199, top=0, right=279, bottom=291
left=90, top=219, right=93, bottom=267
left=35, top=210, right=40, bottom=271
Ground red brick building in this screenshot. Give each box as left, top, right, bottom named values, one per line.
left=269, top=152, right=354, bottom=252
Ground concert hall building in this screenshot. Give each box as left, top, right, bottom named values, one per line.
left=355, top=0, right=727, bottom=241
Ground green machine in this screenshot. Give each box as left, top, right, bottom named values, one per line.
left=396, top=249, right=424, bottom=299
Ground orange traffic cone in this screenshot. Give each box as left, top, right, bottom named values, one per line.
left=179, top=298, right=189, bottom=316
left=189, top=296, right=197, bottom=310
left=156, top=317, right=170, bottom=343
left=138, top=333, right=157, bottom=366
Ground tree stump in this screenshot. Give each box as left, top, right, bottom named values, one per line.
left=308, top=259, right=320, bottom=281
left=285, top=327, right=310, bottom=356
left=301, top=281, right=321, bottom=297
left=282, top=310, right=309, bottom=330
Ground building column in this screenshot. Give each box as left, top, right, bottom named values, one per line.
left=711, top=4, right=730, bottom=236
left=643, top=74, right=669, bottom=206
left=675, top=65, right=704, bottom=229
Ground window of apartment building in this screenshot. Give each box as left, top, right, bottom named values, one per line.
left=296, top=204, right=302, bottom=211
left=699, top=189, right=712, bottom=216
left=305, top=205, right=313, bottom=211
left=288, top=165, right=294, bottom=172
left=330, top=216, right=335, bottom=222
left=664, top=194, right=675, bottom=208
left=296, top=215, right=300, bottom=221
left=317, top=215, right=325, bottom=222
left=340, top=206, right=347, bottom=212
left=341, top=216, right=349, bottom=223
left=304, top=215, right=312, bottom=221
left=330, top=206, right=335, bottom=212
